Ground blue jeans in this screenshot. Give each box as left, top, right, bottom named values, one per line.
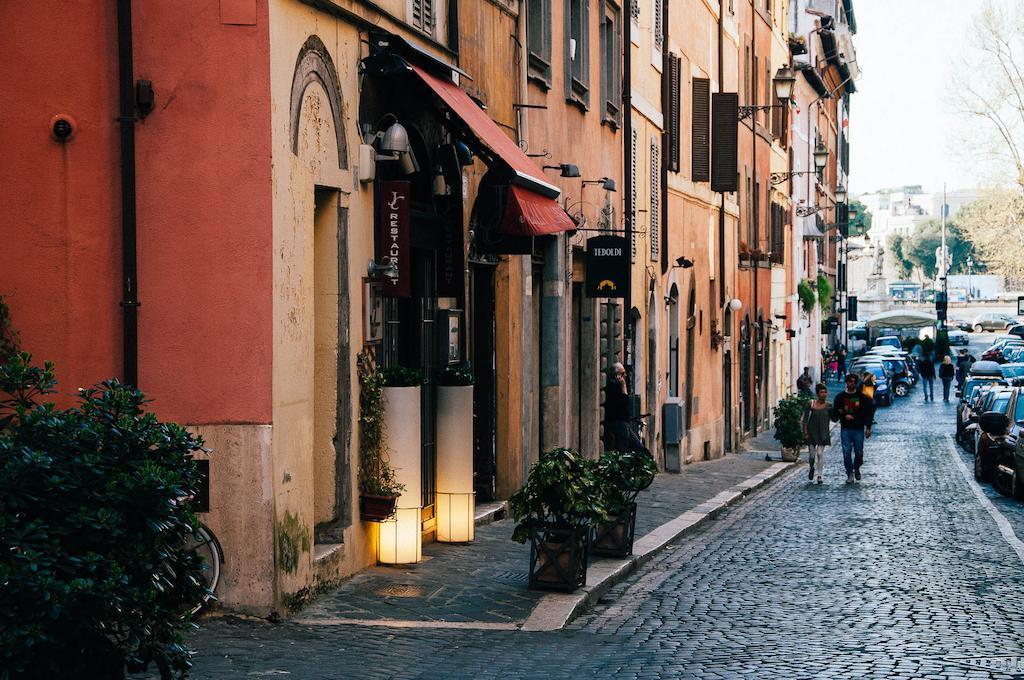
left=922, top=378, right=934, bottom=401
left=840, top=428, right=865, bottom=475
left=941, top=377, right=953, bottom=401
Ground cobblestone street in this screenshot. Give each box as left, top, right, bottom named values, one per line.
left=182, top=389, right=1024, bottom=679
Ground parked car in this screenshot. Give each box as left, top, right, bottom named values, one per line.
left=1002, top=363, right=1024, bottom=380
left=855, top=364, right=893, bottom=406
left=1004, top=347, right=1024, bottom=364
left=972, top=313, right=1019, bottom=333
left=974, top=388, right=1017, bottom=482
left=957, top=365, right=1007, bottom=447
left=982, top=339, right=1024, bottom=363
left=1007, top=324, right=1024, bottom=340
left=874, top=335, right=903, bottom=349
left=947, top=329, right=970, bottom=346
left=987, top=390, right=1024, bottom=498
left=953, top=319, right=975, bottom=332
left=964, top=386, right=1010, bottom=455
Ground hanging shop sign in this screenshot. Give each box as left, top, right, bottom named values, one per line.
left=585, top=235, right=629, bottom=298
left=380, top=180, right=411, bottom=298
left=437, top=205, right=464, bottom=299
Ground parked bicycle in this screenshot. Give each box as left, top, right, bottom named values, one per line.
left=184, top=520, right=223, bottom=615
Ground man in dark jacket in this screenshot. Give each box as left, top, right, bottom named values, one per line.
left=956, top=349, right=976, bottom=387
left=917, top=354, right=936, bottom=402
left=832, top=373, right=876, bottom=484
left=604, top=362, right=642, bottom=452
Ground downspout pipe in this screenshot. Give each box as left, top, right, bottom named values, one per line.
left=117, top=0, right=140, bottom=387
left=717, top=1, right=725, bottom=307
left=623, top=2, right=633, bottom=364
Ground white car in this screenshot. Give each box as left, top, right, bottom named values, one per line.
left=947, top=329, right=970, bottom=346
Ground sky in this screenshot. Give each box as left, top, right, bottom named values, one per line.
left=848, top=0, right=983, bottom=194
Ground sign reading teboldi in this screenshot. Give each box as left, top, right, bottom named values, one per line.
left=585, top=235, right=629, bottom=298
left=379, top=180, right=411, bottom=297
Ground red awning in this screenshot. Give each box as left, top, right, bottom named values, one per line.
left=501, top=185, right=577, bottom=237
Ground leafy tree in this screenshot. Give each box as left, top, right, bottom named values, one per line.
left=903, top=219, right=976, bottom=279
left=958, top=187, right=1024, bottom=286
left=888, top=235, right=914, bottom=280
left=847, top=199, right=872, bottom=237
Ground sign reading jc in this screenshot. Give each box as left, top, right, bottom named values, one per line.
left=585, top=235, right=629, bottom=299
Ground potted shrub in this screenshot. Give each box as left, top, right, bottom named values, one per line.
left=510, top=448, right=608, bottom=592
left=591, top=450, right=658, bottom=558
left=773, top=393, right=811, bottom=462
left=436, top=365, right=475, bottom=542
left=357, top=352, right=406, bottom=521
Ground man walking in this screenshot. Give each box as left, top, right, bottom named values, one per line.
left=832, top=373, right=876, bottom=484
left=796, top=366, right=814, bottom=396
left=917, top=353, right=935, bottom=402
left=956, top=349, right=976, bottom=387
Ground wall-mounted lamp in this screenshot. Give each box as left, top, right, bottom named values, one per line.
left=674, top=256, right=694, bottom=269
left=739, top=65, right=797, bottom=120
left=813, top=141, right=829, bottom=170
left=583, top=177, right=617, bottom=192
left=834, top=184, right=848, bottom=204
left=358, top=119, right=420, bottom=183
left=544, top=163, right=581, bottom=178
left=368, top=260, right=399, bottom=280
left=453, top=140, right=474, bottom=166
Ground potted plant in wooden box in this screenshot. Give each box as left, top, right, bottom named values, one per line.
left=773, top=392, right=810, bottom=463
left=357, top=352, right=405, bottom=521
left=436, top=365, right=476, bottom=542
left=510, top=448, right=608, bottom=592
left=591, top=449, right=658, bottom=558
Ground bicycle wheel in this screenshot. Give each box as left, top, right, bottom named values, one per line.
left=184, top=523, right=222, bottom=615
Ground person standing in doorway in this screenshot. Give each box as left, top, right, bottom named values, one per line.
left=917, top=352, right=936, bottom=402
left=604, top=362, right=642, bottom=453
left=832, top=373, right=876, bottom=484
left=803, top=383, right=832, bottom=484
left=939, top=355, right=956, bottom=402
left=797, top=366, right=814, bottom=396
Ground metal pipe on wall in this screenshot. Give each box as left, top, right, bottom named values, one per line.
left=117, top=0, right=140, bottom=387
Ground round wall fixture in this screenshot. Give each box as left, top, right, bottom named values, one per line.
left=50, top=114, right=77, bottom=142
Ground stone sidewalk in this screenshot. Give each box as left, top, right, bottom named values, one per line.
left=276, top=445, right=796, bottom=631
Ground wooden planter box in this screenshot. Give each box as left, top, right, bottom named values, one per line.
left=590, top=502, right=638, bottom=558
left=527, top=524, right=590, bottom=592
left=359, top=494, right=398, bottom=522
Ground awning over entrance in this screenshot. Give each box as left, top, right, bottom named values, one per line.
left=865, top=309, right=937, bottom=329
left=500, top=185, right=577, bottom=237
left=409, top=64, right=575, bottom=237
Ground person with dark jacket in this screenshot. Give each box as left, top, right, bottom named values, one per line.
left=832, top=373, right=876, bottom=484
left=939, top=355, right=957, bottom=402
left=917, top=355, right=936, bottom=402
left=604, top=362, right=642, bottom=452
left=956, top=349, right=976, bottom=386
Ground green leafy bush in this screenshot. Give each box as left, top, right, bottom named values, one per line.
left=437, top=365, right=475, bottom=386
left=357, top=352, right=405, bottom=497
left=0, top=367, right=207, bottom=678
left=510, top=448, right=608, bottom=543
left=773, top=393, right=811, bottom=450
left=797, top=279, right=816, bottom=315
left=596, top=449, right=657, bottom=514
left=816, top=275, right=834, bottom=311
left=381, top=365, right=425, bottom=387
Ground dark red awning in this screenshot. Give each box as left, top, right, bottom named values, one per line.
left=410, top=64, right=575, bottom=237
left=501, top=185, right=577, bottom=237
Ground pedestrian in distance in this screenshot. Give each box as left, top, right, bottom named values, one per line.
left=832, top=373, right=876, bottom=484
left=803, top=383, right=832, bottom=484
left=917, top=352, right=936, bottom=402
left=956, top=349, right=976, bottom=387
left=939, top=355, right=956, bottom=402
left=827, top=351, right=839, bottom=382
left=836, top=345, right=848, bottom=379
left=603, top=362, right=643, bottom=453
left=797, top=366, right=814, bottom=396
left=861, top=371, right=876, bottom=401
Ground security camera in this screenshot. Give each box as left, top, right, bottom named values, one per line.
left=50, top=114, right=76, bottom=142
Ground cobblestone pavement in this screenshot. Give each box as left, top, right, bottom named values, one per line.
left=180, top=388, right=1024, bottom=679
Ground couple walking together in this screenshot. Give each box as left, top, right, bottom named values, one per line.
left=802, top=374, right=876, bottom=484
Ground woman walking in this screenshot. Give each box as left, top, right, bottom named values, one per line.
left=939, top=355, right=956, bottom=402
left=803, top=383, right=832, bottom=484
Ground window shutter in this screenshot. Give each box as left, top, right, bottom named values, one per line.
left=654, top=0, right=663, bottom=47
left=412, top=0, right=434, bottom=33
left=667, top=54, right=681, bottom=173
left=650, top=142, right=660, bottom=262
left=630, top=0, right=640, bottom=21
left=710, top=93, right=739, bottom=193
left=691, top=77, right=710, bottom=182
left=631, top=128, right=638, bottom=262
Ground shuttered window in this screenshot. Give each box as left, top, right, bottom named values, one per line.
left=770, top=203, right=785, bottom=264
left=710, top=93, right=738, bottom=193
left=666, top=54, right=681, bottom=173
left=630, top=0, right=640, bottom=21
left=691, top=77, right=710, bottom=181
left=565, top=0, right=590, bottom=106
left=650, top=142, right=660, bottom=262
left=411, top=0, right=434, bottom=35
left=631, top=128, right=638, bottom=261
left=653, top=0, right=663, bottom=47
left=527, top=0, right=552, bottom=84
left=600, top=3, right=621, bottom=126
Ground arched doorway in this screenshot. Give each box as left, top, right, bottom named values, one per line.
left=668, top=284, right=680, bottom=398
left=739, top=316, right=752, bottom=434
left=685, top=284, right=696, bottom=430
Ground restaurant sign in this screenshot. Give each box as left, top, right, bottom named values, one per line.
left=585, top=235, right=629, bottom=298
left=379, top=180, right=411, bottom=297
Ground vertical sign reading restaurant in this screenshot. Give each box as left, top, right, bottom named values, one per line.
left=380, top=180, right=411, bottom=298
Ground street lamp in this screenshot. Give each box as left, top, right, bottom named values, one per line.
left=739, top=65, right=798, bottom=120
left=813, top=142, right=829, bottom=170
left=835, top=184, right=847, bottom=204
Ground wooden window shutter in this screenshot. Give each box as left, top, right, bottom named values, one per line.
left=691, top=77, right=710, bottom=182
left=412, top=0, right=434, bottom=33
left=710, top=93, right=738, bottom=193
left=650, top=142, right=660, bottom=262
left=667, top=54, right=681, bottom=173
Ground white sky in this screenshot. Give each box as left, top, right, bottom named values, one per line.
left=848, top=0, right=982, bottom=194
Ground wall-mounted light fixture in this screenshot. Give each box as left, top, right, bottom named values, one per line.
left=674, top=256, right=694, bottom=269
left=358, top=118, right=420, bottom=183
left=544, top=163, right=581, bottom=178
left=368, top=260, right=399, bottom=280
left=738, top=65, right=796, bottom=120
left=582, top=177, right=617, bottom=191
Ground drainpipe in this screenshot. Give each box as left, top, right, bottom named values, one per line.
left=659, top=0, right=669, bottom=276
left=117, top=0, right=140, bottom=387
left=750, top=9, right=758, bottom=435
left=623, top=4, right=633, bottom=368
left=717, top=1, right=725, bottom=307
